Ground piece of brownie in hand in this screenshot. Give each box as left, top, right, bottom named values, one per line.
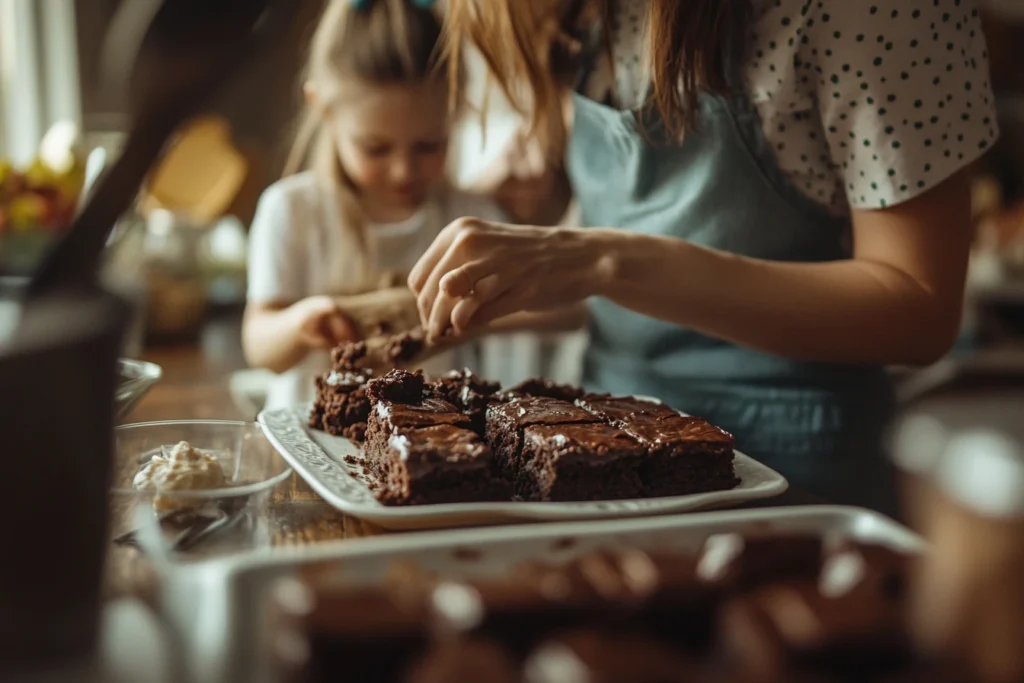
left=577, top=395, right=738, bottom=497
left=485, top=396, right=599, bottom=484
left=384, top=327, right=427, bottom=365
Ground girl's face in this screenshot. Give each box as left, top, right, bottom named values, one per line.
left=324, top=80, right=450, bottom=220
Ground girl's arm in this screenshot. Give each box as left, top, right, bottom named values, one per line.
left=243, top=297, right=358, bottom=373
left=411, top=171, right=971, bottom=366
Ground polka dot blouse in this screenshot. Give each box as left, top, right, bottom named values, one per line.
left=593, top=0, right=999, bottom=214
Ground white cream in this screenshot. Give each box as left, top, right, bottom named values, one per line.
left=133, top=441, right=226, bottom=510
left=389, top=433, right=412, bottom=462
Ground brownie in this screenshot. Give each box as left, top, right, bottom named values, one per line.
left=428, top=572, right=609, bottom=655
left=718, top=580, right=911, bottom=678
left=367, top=369, right=427, bottom=405
left=819, top=542, right=909, bottom=602
left=428, top=369, right=501, bottom=435
left=516, top=423, right=646, bottom=501
left=309, top=368, right=374, bottom=441
left=301, top=585, right=430, bottom=683
left=578, top=395, right=738, bottom=497
left=375, top=425, right=509, bottom=506
left=485, top=396, right=599, bottom=481
left=363, top=398, right=471, bottom=483
left=695, top=533, right=824, bottom=590
left=524, top=630, right=694, bottom=683
left=384, top=327, right=427, bottom=364
left=330, top=340, right=368, bottom=370
left=402, top=640, right=520, bottom=683
left=501, top=377, right=586, bottom=402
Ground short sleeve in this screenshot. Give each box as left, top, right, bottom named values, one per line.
left=803, top=0, right=999, bottom=210
left=246, top=183, right=305, bottom=303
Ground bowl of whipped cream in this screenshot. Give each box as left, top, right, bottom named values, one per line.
left=109, top=420, right=292, bottom=560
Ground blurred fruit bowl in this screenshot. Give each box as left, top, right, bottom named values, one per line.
left=0, top=156, right=85, bottom=274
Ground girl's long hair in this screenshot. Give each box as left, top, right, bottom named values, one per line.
left=442, top=0, right=749, bottom=155
left=284, top=0, right=444, bottom=289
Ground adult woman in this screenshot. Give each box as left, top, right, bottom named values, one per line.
left=410, top=0, right=996, bottom=512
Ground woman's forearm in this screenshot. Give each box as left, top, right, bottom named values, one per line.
left=589, top=229, right=965, bottom=366
left=242, top=306, right=308, bottom=374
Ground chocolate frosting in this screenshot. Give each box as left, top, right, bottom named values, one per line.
left=522, top=423, right=644, bottom=464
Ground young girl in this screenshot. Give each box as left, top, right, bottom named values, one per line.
left=409, top=0, right=997, bottom=514
left=243, top=0, right=506, bottom=410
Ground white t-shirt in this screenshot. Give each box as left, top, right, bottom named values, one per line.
left=595, top=0, right=998, bottom=214
left=247, top=171, right=506, bottom=410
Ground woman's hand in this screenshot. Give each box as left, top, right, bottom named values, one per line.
left=407, top=218, right=612, bottom=341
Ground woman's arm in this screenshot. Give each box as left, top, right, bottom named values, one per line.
left=411, top=172, right=971, bottom=366
left=593, top=172, right=971, bottom=365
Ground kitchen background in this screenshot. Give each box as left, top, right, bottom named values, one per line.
left=2, top=0, right=1024, bottom=413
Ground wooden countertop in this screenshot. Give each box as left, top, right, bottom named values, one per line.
left=107, top=309, right=819, bottom=598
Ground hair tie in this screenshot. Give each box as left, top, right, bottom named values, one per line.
left=411, top=0, right=436, bottom=7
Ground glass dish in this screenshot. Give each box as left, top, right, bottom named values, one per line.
left=110, top=420, right=292, bottom=563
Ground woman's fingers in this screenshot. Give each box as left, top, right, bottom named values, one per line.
left=469, top=287, right=533, bottom=327
left=414, top=218, right=493, bottom=325
left=451, top=297, right=482, bottom=334
left=408, top=219, right=463, bottom=294
left=450, top=273, right=504, bottom=333
left=426, top=289, right=459, bottom=342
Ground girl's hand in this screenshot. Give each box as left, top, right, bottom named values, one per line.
left=293, top=295, right=359, bottom=350
left=408, top=218, right=611, bottom=341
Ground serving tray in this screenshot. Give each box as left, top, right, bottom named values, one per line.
left=175, top=505, right=922, bottom=683
left=258, top=404, right=788, bottom=530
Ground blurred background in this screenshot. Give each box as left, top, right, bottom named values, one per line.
left=3, top=0, right=1024, bottom=418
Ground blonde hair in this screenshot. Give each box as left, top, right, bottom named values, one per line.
left=442, top=0, right=749, bottom=153
left=285, top=0, right=445, bottom=289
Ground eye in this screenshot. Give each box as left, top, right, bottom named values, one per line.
left=359, top=142, right=391, bottom=158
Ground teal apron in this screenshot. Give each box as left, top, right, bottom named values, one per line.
left=566, top=67, right=898, bottom=514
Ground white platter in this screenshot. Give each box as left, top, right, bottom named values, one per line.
left=257, top=404, right=788, bottom=530
left=172, top=505, right=921, bottom=683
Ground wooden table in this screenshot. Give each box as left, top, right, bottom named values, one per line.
left=107, top=309, right=819, bottom=596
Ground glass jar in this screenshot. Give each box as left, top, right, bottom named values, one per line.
left=140, top=209, right=209, bottom=343
left=894, top=373, right=1024, bottom=683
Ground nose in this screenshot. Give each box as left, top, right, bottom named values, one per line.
left=390, top=154, right=415, bottom=185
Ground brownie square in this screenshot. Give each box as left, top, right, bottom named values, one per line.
left=364, top=398, right=471, bottom=482
left=375, top=425, right=509, bottom=506
left=577, top=395, right=738, bottom=497
left=485, top=396, right=598, bottom=480
left=310, top=369, right=374, bottom=441
left=367, top=369, right=426, bottom=404
left=428, top=369, right=501, bottom=436
left=499, top=377, right=585, bottom=402
left=575, top=394, right=681, bottom=423
left=515, top=423, right=645, bottom=501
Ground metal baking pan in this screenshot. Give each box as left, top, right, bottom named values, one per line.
left=164, top=505, right=922, bottom=683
